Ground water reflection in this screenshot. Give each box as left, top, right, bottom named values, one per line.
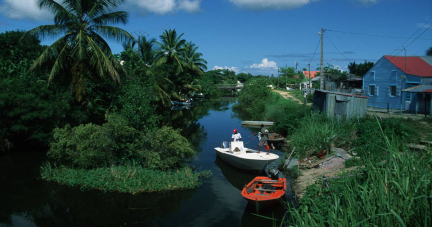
left=1, top=97, right=294, bottom=227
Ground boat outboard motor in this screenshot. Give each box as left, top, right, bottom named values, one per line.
left=268, top=167, right=280, bottom=180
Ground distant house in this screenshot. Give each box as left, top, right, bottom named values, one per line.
left=303, top=71, right=319, bottom=79
left=363, top=55, right=432, bottom=113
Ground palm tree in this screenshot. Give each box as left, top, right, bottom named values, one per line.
left=138, top=36, right=157, bottom=66
left=427, top=47, right=432, bottom=56
left=155, top=29, right=186, bottom=76
left=180, top=41, right=207, bottom=95
left=24, top=0, right=134, bottom=101
left=182, top=41, right=207, bottom=75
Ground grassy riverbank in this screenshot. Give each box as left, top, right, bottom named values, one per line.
left=41, top=163, right=211, bottom=194
left=234, top=83, right=432, bottom=226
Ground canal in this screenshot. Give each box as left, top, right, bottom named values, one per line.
left=0, top=97, right=294, bottom=227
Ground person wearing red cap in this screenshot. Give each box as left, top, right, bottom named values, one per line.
left=232, top=129, right=242, bottom=142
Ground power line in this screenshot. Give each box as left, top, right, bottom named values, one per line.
left=325, top=32, right=350, bottom=61
left=387, top=17, right=432, bottom=57
left=374, top=23, right=432, bottom=71
left=326, top=29, right=432, bottom=40
left=308, top=37, right=321, bottom=65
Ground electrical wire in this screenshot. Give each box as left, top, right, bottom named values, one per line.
left=325, top=32, right=350, bottom=61
left=308, top=36, right=321, bottom=65
left=326, top=29, right=432, bottom=41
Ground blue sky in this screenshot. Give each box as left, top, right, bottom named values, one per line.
left=0, top=0, right=431, bottom=76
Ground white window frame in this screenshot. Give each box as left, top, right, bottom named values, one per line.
left=369, top=84, right=377, bottom=96
left=389, top=85, right=397, bottom=97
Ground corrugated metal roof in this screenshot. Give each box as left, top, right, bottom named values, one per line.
left=423, top=89, right=432, bottom=93
left=315, top=90, right=370, bottom=98
left=402, top=85, right=432, bottom=92
left=384, top=56, right=432, bottom=77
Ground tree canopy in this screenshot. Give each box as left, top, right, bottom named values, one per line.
left=24, top=0, right=134, bottom=101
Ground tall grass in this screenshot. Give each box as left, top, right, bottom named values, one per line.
left=290, top=112, right=355, bottom=158
left=283, top=118, right=432, bottom=226
left=41, top=162, right=211, bottom=194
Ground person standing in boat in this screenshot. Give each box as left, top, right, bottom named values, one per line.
left=232, top=129, right=242, bottom=142
left=258, top=124, right=269, bottom=155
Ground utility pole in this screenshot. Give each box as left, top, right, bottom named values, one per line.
left=295, top=62, right=298, bottom=89
left=400, top=47, right=407, bottom=114
left=308, top=63, right=311, bottom=92
left=285, top=64, right=287, bottom=90
left=134, top=30, right=148, bottom=54
left=319, top=28, right=325, bottom=90
left=278, top=67, right=280, bottom=89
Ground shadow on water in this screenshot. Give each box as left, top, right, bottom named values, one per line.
left=0, top=97, right=295, bottom=227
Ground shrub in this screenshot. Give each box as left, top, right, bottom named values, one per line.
left=233, top=78, right=272, bottom=120
left=48, top=115, right=196, bottom=170
left=144, top=126, right=196, bottom=170
left=48, top=115, right=145, bottom=169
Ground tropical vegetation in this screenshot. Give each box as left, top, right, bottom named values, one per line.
left=1, top=0, right=214, bottom=192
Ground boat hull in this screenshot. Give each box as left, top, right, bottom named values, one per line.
left=171, top=101, right=192, bottom=106
left=214, top=147, right=279, bottom=172
left=241, top=177, right=286, bottom=203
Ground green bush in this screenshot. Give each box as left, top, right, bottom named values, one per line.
left=289, top=112, right=355, bottom=157
left=354, top=116, right=417, bottom=159
left=144, top=126, right=196, bottom=170
left=48, top=115, right=145, bottom=169
left=48, top=115, right=196, bottom=170
left=233, top=78, right=271, bottom=120
left=112, top=77, right=160, bottom=132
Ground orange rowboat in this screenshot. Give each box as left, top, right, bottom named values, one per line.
left=241, top=176, right=286, bottom=203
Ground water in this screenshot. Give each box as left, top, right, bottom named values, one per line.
left=0, top=97, right=294, bottom=227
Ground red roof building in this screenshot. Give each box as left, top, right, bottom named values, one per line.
left=303, top=71, right=319, bottom=79
left=384, top=56, right=432, bottom=77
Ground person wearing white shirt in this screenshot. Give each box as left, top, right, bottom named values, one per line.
left=232, top=129, right=242, bottom=142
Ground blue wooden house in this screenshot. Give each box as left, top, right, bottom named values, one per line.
left=363, top=56, right=432, bottom=113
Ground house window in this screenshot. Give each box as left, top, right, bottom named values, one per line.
left=370, top=85, right=375, bottom=96
left=390, top=86, right=397, bottom=96
left=371, top=71, right=375, bottom=80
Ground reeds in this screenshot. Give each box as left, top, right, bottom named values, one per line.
left=283, top=118, right=432, bottom=226
left=40, top=162, right=211, bottom=194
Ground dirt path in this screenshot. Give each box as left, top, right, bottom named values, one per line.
left=273, top=90, right=312, bottom=105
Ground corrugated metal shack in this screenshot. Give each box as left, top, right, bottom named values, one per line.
left=313, top=90, right=369, bottom=119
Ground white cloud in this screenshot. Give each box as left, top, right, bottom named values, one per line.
left=248, top=58, right=278, bottom=70
left=0, top=0, right=53, bottom=21
left=213, top=66, right=240, bottom=73
left=228, top=0, right=316, bottom=10
left=0, top=0, right=202, bottom=21
left=178, top=0, right=202, bottom=13
left=126, top=0, right=202, bottom=14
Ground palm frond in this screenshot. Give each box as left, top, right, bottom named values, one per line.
left=92, top=11, right=128, bottom=25
left=23, top=24, right=67, bottom=40
left=95, top=25, right=134, bottom=43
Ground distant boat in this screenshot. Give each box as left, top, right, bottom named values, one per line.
left=241, top=121, right=273, bottom=126
left=241, top=176, right=286, bottom=203
left=214, top=141, right=279, bottom=172
left=171, top=100, right=193, bottom=106
left=267, top=132, right=285, bottom=142
left=194, top=93, right=205, bottom=98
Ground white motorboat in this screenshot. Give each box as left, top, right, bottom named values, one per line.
left=214, top=141, right=279, bottom=172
